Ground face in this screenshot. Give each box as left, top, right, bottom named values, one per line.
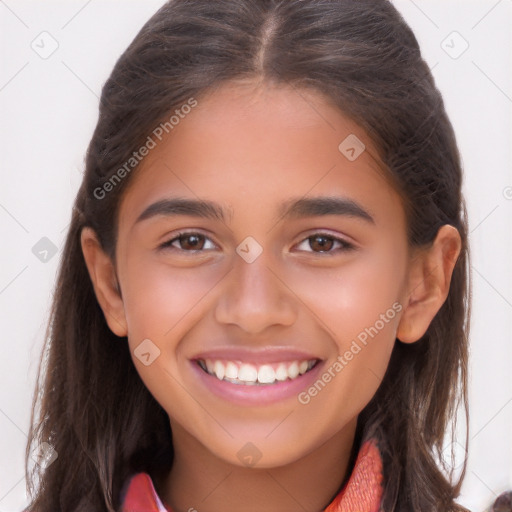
left=108, top=81, right=412, bottom=467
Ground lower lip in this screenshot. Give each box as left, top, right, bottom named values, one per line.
left=189, top=360, right=325, bottom=406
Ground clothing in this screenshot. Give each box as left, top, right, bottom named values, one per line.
left=120, top=438, right=384, bottom=512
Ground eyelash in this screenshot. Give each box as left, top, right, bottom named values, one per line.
left=158, top=231, right=356, bottom=255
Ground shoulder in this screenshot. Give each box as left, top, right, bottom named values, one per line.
left=120, top=472, right=170, bottom=512
left=491, top=491, right=512, bottom=512
left=487, top=490, right=511, bottom=511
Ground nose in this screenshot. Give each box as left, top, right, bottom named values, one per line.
left=214, top=252, right=297, bottom=334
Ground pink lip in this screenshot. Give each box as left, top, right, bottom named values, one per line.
left=191, top=347, right=320, bottom=365
left=189, top=357, right=325, bottom=406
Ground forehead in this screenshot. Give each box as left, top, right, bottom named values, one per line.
left=118, top=80, right=404, bottom=232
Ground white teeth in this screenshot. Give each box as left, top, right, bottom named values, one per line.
left=225, top=361, right=238, bottom=379
left=275, top=364, right=288, bottom=381
left=199, top=358, right=317, bottom=385
left=288, top=361, right=299, bottom=379
left=238, top=364, right=258, bottom=383
left=213, top=360, right=225, bottom=380
left=257, top=365, right=275, bottom=384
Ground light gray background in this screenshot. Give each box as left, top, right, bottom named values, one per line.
left=0, top=1, right=511, bottom=511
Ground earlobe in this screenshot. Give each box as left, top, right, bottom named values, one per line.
left=80, top=227, right=128, bottom=337
left=396, top=224, right=462, bottom=344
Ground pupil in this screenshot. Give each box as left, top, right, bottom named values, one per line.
left=311, top=235, right=333, bottom=252
left=182, top=234, right=203, bottom=250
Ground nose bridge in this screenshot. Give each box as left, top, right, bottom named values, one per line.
left=214, top=247, right=296, bottom=332
left=237, top=255, right=276, bottom=300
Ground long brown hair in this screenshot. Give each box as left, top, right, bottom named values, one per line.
left=24, top=1, right=471, bottom=510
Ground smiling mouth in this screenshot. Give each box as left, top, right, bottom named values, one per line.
left=196, top=358, right=320, bottom=386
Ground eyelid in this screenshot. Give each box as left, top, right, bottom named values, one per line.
left=158, top=230, right=219, bottom=251
left=157, top=229, right=357, bottom=254
left=293, top=231, right=356, bottom=254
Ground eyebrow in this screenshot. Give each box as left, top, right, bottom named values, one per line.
left=135, top=198, right=228, bottom=224
left=134, top=196, right=375, bottom=226
left=279, top=196, right=375, bottom=224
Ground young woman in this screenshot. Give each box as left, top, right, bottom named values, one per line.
left=24, top=1, right=473, bottom=510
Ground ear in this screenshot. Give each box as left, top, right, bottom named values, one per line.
left=80, top=227, right=128, bottom=337
left=397, top=224, right=462, bottom=344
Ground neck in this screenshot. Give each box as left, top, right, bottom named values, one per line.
left=157, top=419, right=358, bottom=512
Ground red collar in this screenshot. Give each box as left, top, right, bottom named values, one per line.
left=120, top=438, right=383, bottom=511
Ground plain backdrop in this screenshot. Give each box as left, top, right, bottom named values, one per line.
left=0, top=1, right=511, bottom=511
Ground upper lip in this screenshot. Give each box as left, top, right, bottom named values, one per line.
left=191, top=347, right=321, bottom=365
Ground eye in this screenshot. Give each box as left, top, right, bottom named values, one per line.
left=295, top=233, right=355, bottom=254
left=159, top=232, right=217, bottom=252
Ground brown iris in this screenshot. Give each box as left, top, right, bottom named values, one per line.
left=308, top=235, right=334, bottom=252
left=178, top=233, right=206, bottom=250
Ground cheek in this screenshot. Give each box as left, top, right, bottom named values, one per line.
left=285, top=246, right=405, bottom=344
left=284, top=247, right=404, bottom=408
left=119, top=253, right=224, bottom=343
left=117, top=256, right=225, bottom=421
left=290, top=267, right=401, bottom=430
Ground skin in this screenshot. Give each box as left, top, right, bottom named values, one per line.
left=81, top=80, right=462, bottom=512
